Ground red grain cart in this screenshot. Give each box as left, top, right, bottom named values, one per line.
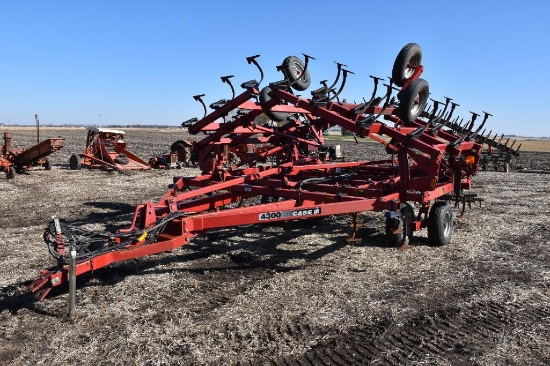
left=69, top=128, right=151, bottom=172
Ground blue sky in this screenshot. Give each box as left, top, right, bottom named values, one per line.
left=0, top=1, right=548, bottom=137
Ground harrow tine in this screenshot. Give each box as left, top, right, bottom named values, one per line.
left=467, top=111, right=491, bottom=140
left=245, top=55, right=263, bottom=86
left=430, top=97, right=452, bottom=134
left=328, top=68, right=354, bottom=102
left=193, top=94, right=207, bottom=118
left=408, top=99, right=440, bottom=138
left=483, top=130, right=493, bottom=143
left=369, top=79, right=398, bottom=123
left=382, top=78, right=400, bottom=108
left=221, top=75, right=236, bottom=99
left=514, top=143, right=522, bottom=155
left=311, top=80, right=330, bottom=103
left=327, top=61, right=348, bottom=91
left=450, top=112, right=478, bottom=147
left=349, top=75, right=384, bottom=116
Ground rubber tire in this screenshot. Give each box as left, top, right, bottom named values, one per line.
left=170, top=140, right=192, bottom=166
left=385, top=203, right=414, bottom=247
left=6, top=166, right=15, bottom=179
left=281, top=56, right=311, bottom=91
left=392, top=43, right=422, bottom=87
left=44, top=157, right=52, bottom=170
left=427, top=201, right=453, bottom=246
left=259, top=86, right=289, bottom=123
left=69, top=154, right=81, bottom=170
left=114, top=153, right=129, bottom=165
left=398, top=78, right=429, bottom=124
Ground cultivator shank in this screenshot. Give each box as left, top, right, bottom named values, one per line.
left=30, top=43, right=507, bottom=300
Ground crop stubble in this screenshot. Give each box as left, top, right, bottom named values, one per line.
left=0, top=128, right=549, bottom=365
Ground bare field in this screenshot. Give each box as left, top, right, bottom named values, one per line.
left=1, top=128, right=549, bottom=365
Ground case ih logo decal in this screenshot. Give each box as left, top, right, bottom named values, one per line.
left=259, top=207, right=321, bottom=221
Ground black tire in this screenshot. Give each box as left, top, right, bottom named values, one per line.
left=44, top=157, right=52, bottom=170
left=385, top=203, right=414, bottom=246
left=427, top=201, right=453, bottom=246
left=69, top=154, right=81, bottom=170
left=114, top=153, right=129, bottom=165
left=281, top=56, right=311, bottom=91
left=170, top=140, right=192, bottom=166
left=259, top=86, right=289, bottom=123
left=392, top=43, right=422, bottom=87
left=398, top=78, right=429, bottom=124
left=6, top=166, right=15, bottom=179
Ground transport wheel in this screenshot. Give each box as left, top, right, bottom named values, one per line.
left=427, top=201, right=453, bottom=246
left=114, top=153, right=129, bottom=165
left=398, top=78, right=429, bottom=124
left=44, top=157, right=52, bottom=170
left=392, top=43, right=422, bottom=87
left=170, top=140, right=192, bottom=166
left=259, top=86, right=289, bottom=123
left=69, top=154, right=81, bottom=170
left=281, top=56, right=311, bottom=91
left=385, top=203, right=414, bottom=246
left=6, top=166, right=15, bottom=179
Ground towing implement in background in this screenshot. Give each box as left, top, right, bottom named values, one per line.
left=68, top=128, right=151, bottom=172
left=0, top=115, right=64, bottom=179
left=29, top=43, right=516, bottom=301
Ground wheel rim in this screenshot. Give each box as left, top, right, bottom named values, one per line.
left=292, top=62, right=306, bottom=81
left=410, top=88, right=428, bottom=116
left=404, top=55, right=421, bottom=79
left=443, top=211, right=452, bottom=237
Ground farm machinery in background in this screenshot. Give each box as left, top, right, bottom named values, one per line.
left=30, top=43, right=512, bottom=301
left=0, top=115, right=65, bottom=179
left=68, top=128, right=151, bottom=172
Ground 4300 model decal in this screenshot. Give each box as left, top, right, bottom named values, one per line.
left=259, top=207, right=321, bottom=221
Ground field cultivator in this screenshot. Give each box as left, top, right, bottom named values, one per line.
left=68, top=128, right=151, bottom=172
left=438, top=113, right=520, bottom=172
left=0, top=131, right=64, bottom=179
left=30, top=43, right=507, bottom=301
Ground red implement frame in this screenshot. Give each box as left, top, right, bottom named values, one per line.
left=30, top=44, right=489, bottom=300
left=1, top=131, right=64, bottom=178
left=69, top=128, right=151, bottom=171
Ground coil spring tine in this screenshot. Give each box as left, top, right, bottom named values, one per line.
left=328, top=69, right=354, bottom=102
left=193, top=94, right=207, bottom=118
left=246, top=55, right=263, bottom=86
left=221, top=75, right=235, bottom=99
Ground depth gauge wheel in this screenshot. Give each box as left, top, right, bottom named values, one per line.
left=114, top=153, right=129, bottom=165
left=398, top=78, right=429, bottom=124
left=6, top=166, right=15, bottom=179
left=392, top=43, right=422, bottom=87
left=69, top=154, right=81, bottom=170
left=427, top=201, right=453, bottom=246
left=44, top=157, right=52, bottom=170
left=259, top=86, right=289, bottom=123
left=385, top=203, right=415, bottom=247
left=281, top=56, right=311, bottom=91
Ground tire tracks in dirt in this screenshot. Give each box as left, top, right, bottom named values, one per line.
left=269, top=295, right=549, bottom=365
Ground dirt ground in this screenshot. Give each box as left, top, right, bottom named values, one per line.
left=1, top=127, right=549, bottom=365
